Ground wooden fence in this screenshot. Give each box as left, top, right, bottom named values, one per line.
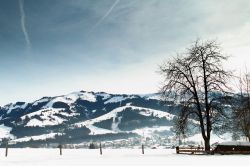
left=2, top=142, right=146, bottom=157
left=176, top=145, right=250, bottom=155
left=175, top=146, right=209, bottom=154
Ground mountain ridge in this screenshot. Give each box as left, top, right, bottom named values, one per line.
left=0, top=90, right=178, bottom=148
left=0, top=90, right=236, bottom=148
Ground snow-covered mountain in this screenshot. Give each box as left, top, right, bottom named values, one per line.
left=0, top=91, right=184, bottom=147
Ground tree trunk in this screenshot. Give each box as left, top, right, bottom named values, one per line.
left=204, top=138, right=210, bottom=152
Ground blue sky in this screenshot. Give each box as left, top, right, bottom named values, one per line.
left=0, top=0, right=250, bottom=105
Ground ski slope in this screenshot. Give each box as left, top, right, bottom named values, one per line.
left=74, top=105, right=175, bottom=128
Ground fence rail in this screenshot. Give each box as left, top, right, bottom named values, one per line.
left=176, top=146, right=209, bottom=154
left=2, top=142, right=147, bottom=157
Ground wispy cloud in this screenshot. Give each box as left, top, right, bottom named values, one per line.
left=90, top=0, right=120, bottom=32
left=18, top=0, right=31, bottom=51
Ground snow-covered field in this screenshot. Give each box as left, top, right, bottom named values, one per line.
left=0, top=149, right=249, bottom=166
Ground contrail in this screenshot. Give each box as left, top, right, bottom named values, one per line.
left=18, top=0, right=31, bottom=51
left=90, top=0, right=120, bottom=32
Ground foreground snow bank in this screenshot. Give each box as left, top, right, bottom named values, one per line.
left=0, top=149, right=249, bottom=166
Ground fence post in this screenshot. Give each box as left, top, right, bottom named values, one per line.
left=100, top=142, right=102, bottom=155
left=59, top=144, right=62, bottom=155
left=5, top=141, right=8, bottom=157
left=176, top=146, right=179, bottom=154
left=142, top=144, right=144, bottom=154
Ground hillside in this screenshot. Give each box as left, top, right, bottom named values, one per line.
left=0, top=91, right=185, bottom=148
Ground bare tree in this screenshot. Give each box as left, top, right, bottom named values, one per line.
left=233, top=71, right=250, bottom=142
left=159, top=39, right=232, bottom=152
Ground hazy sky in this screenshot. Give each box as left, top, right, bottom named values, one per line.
left=0, top=0, right=250, bottom=105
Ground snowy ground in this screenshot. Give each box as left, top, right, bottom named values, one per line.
left=0, top=149, right=249, bottom=166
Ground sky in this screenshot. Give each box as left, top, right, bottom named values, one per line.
left=0, top=0, right=250, bottom=105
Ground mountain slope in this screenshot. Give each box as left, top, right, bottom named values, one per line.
left=0, top=91, right=182, bottom=147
